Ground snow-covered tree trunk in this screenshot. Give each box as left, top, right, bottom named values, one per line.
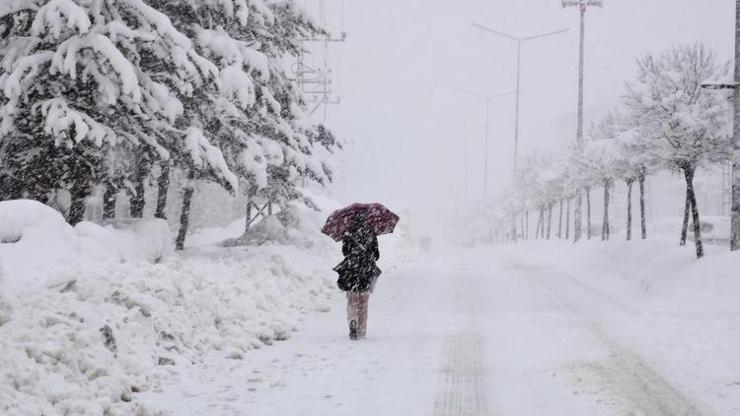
left=546, top=204, right=553, bottom=240
left=155, top=163, right=170, bottom=220
left=602, top=179, right=611, bottom=241
left=565, top=198, right=571, bottom=240
left=574, top=191, right=582, bottom=242
left=684, top=166, right=705, bottom=258
left=103, top=183, right=117, bottom=219
left=519, top=211, right=524, bottom=241
left=68, top=165, right=92, bottom=226
left=680, top=191, right=691, bottom=247
left=639, top=173, right=647, bottom=239
left=626, top=179, right=634, bottom=241
left=535, top=209, right=543, bottom=239
left=586, top=187, right=592, bottom=239
left=27, top=183, right=49, bottom=205
left=0, top=175, right=22, bottom=200
left=558, top=199, right=564, bottom=239
left=129, top=158, right=148, bottom=218
left=176, top=172, right=196, bottom=251
left=541, top=208, right=546, bottom=239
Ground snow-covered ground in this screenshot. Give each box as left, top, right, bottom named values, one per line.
left=3, top=200, right=738, bottom=415
left=137, top=239, right=739, bottom=416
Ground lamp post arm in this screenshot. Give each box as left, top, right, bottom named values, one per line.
left=521, top=28, right=570, bottom=41
left=471, top=22, right=521, bottom=42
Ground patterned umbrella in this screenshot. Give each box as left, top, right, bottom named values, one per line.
left=321, top=203, right=400, bottom=242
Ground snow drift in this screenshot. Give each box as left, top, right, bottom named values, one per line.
left=0, top=199, right=339, bottom=415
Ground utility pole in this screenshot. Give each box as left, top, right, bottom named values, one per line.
left=733, top=0, right=740, bottom=250
left=453, top=87, right=518, bottom=198
left=294, top=0, right=346, bottom=122
left=700, top=1, right=740, bottom=250
left=562, top=0, right=603, bottom=242
left=471, top=23, right=568, bottom=173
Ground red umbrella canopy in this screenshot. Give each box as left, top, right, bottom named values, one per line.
left=321, top=203, right=400, bottom=242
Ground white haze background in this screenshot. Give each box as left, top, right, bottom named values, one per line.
left=301, top=0, right=735, bottom=240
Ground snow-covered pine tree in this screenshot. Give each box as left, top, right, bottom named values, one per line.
left=623, top=44, right=732, bottom=258
left=152, top=0, right=339, bottom=244
left=0, top=0, right=235, bottom=225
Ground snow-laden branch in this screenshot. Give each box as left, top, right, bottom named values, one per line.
left=37, top=97, right=117, bottom=147
left=184, top=127, right=239, bottom=193
left=51, top=33, right=142, bottom=102
left=31, top=0, right=90, bottom=38
left=2, top=51, right=53, bottom=98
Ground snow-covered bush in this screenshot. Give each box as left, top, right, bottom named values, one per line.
left=0, top=200, right=172, bottom=296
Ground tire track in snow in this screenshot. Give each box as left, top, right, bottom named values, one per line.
left=524, top=269, right=713, bottom=416
left=432, top=333, right=489, bottom=416
left=584, top=323, right=710, bottom=416
left=505, top=260, right=641, bottom=318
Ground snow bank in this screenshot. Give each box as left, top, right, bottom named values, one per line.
left=0, top=198, right=340, bottom=415
left=0, top=200, right=79, bottom=295
left=76, top=219, right=172, bottom=263
left=648, top=215, right=730, bottom=245
left=0, top=200, right=171, bottom=297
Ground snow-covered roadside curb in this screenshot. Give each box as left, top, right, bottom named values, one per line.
left=0, top=244, right=337, bottom=416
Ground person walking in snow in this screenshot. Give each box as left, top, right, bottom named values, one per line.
left=334, top=212, right=381, bottom=340
left=322, top=203, right=398, bottom=340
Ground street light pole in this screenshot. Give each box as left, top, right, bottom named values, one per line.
left=514, top=42, right=522, bottom=170
left=562, top=0, right=603, bottom=243
left=485, top=99, right=490, bottom=194
left=702, top=0, right=740, bottom=250
left=577, top=3, right=586, bottom=142
left=471, top=23, right=568, bottom=173
left=454, top=87, right=519, bottom=198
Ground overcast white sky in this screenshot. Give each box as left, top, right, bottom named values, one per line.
left=299, top=0, right=735, bottom=239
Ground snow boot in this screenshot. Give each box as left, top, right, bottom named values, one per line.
left=349, top=320, right=358, bottom=340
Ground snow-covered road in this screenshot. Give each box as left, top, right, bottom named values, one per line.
left=139, top=247, right=722, bottom=416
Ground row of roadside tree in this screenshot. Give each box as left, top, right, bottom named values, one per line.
left=494, top=43, right=731, bottom=259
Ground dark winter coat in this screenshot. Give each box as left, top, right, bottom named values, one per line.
left=334, top=225, right=381, bottom=292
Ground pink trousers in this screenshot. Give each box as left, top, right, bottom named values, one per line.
left=346, top=292, right=370, bottom=337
